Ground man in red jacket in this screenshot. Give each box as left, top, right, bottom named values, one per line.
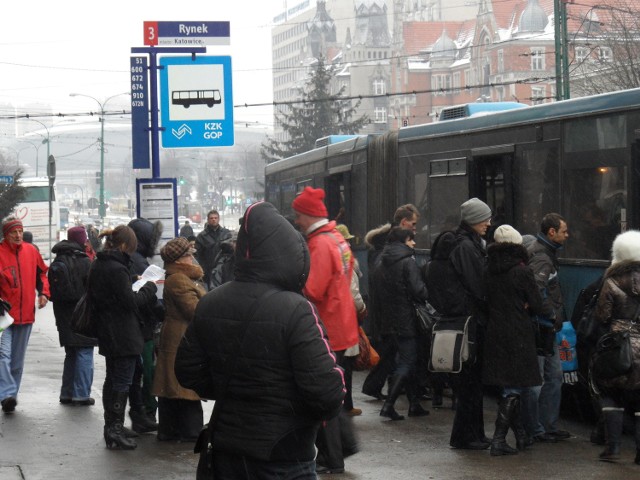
left=293, top=187, right=359, bottom=474
left=0, top=217, right=50, bottom=413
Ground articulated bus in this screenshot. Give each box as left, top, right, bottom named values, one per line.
left=265, top=90, right=640, bottom=318
left=266, top=90, right=640, bottom=420
left=13, top=177, right=59, bottom=259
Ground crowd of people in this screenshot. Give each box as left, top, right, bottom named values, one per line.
left=1, top=186, right=640, bottom=478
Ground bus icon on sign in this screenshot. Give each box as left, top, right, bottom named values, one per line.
left=172, top=89, right=222, bottom=108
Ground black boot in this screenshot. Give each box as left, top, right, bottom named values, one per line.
left=508, top=396, right=529, bottom=451
left=380, top=375, right=406, bottom=421
left=104, top=391, right=137, bottom=450
left=599, top=408, right=623, bottom=462
left=407, top=381, right=430, bottom=417
left=130, top=407, right=158, bottom=433
left=490, top=396, right=518, bottom=456
left=634, top=412, right=640, bottom=465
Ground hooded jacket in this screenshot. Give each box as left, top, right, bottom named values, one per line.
left=483, top=242, right=544, bottom=387
left=595, top=259, right=640, bottom=390
left=304, top=221, right=359, bottom=351
left=373, top=241, right=428, bottom=337
left=50, top=239, right=93, bottom=347
left=0, top=239, right=49, bottom=325
left=175, top=202, right=345, bottom=463
left=128, top=218, right=163, bottom=340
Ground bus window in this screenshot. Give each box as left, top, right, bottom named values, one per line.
left=563, top=166, right=626, bottom=260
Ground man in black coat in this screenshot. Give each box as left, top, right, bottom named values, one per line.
left=176, top=201, right=345, bottom=479
left=194, top=210, right=231, bottom=288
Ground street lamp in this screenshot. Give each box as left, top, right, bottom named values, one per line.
left=69, top=92, right=129, bottom=221
left=26, top=118, right=50, bottom=177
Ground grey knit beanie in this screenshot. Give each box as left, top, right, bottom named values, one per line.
left=460, top=198, right=492, bottom=225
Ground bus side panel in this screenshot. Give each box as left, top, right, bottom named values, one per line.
left=367, top=131, right=398, bottom=232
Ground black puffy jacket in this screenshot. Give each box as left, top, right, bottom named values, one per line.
left=175, top=202, right=344, bottom=463
left=373, top=241, right=428, bottom=337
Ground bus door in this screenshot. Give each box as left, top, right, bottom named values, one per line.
left=426, top=156, right=469, bottom=247
left=324, top=168, right=351, bottom=225
left=469, top=145, right=516, bottom=238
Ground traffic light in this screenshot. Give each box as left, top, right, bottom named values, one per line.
left=95, top=171, right=101, bottom=184
left=179, top=176, right=185, bottom=185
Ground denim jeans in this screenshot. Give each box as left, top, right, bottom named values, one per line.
left=521, top=344, right=563, bottom=435
left=104, top=355, right=138, bottom=394
left=0, top=323, right=33, bottom=401
left=213, top=450, right=317, bottom=480
left=60, top=346, right=95, bottom=401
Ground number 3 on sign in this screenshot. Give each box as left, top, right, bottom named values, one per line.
left=143, top=22, right=159, bottom=46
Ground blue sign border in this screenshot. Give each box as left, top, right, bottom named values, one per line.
left=159, top=56, right=234, bottom=148
left=131, top=56, right=150, bottom=168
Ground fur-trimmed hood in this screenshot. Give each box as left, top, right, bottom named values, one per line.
left=611, top=230, right=640, bottom=265
left=128, top=218, right=163, bottom=259
left=364, top=223, right=391, bottom=251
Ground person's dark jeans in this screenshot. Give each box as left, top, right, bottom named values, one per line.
left=213, top=450, right=316, bottom=480
left=104, top=355, right=138, bottom=393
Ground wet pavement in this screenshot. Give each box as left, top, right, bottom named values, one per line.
left=2, top=304, right=639, bottom=479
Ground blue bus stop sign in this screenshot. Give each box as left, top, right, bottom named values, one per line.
left=159, top=55, right=234, bottom=148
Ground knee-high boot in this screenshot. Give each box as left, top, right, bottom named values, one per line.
left=634, top=412, right=640, bottom=465
left=490, top=396, right=518, bottom=456
left=599, top=407, right=623, bottom=462
left=508, top=396, right=529, bottom=450
left=380, top=375, right=406, bottom=421
left=104, top=391, right=137, bottom=450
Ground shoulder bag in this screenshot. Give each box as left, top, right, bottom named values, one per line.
left=590, top=303, right=640, bottom=380
left=428, top=316, right=473, bottom=374
left=195, top=288, right=279, bottom=480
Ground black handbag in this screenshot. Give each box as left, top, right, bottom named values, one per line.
left=591, top=303, right=640, bottom=380
left=591, top=329, right=633, bottom=380
left=414, top=301, right=441, bottom=335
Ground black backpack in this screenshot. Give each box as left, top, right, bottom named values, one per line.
left=48, top=252, right=89, bottom=303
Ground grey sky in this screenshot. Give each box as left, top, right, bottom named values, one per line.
left=0, top=0, right=280, bottom=127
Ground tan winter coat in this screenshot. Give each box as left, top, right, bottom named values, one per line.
left=152, top=261, right=206, bottom=400
left=595, top=260, right=640, bottom=390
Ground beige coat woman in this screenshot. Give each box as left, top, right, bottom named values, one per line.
left=152, top=261, right=206, bottom=400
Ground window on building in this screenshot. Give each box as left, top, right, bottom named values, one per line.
left=453, top=72, right=461, bottom=93
left=497, top=50, right=504, bottom=73
left=575, top=46, right=589, bottom=63
left=373, top=78, right=385, bottom=95
left=374, top=107, right=387, bottom=123
left=531, top=48, right=545, bottom=70
left=598, top=46, right=612, bottom=62
left=531, top=86, right=546, bottom=105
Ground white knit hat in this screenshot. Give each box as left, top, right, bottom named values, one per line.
left=493, top=224, right=523, bottom=244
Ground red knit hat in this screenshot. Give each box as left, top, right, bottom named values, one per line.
left=292, top=187, right=328, bottom=217
left=2, top=218, right=23, bottom=237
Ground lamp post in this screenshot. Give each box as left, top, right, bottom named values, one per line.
left=27, top=118, right=50, bottom=177
left=69, top=92, right=129, bottom=222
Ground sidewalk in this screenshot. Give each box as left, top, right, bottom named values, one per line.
left=2, top=304, right=639, bottom=479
